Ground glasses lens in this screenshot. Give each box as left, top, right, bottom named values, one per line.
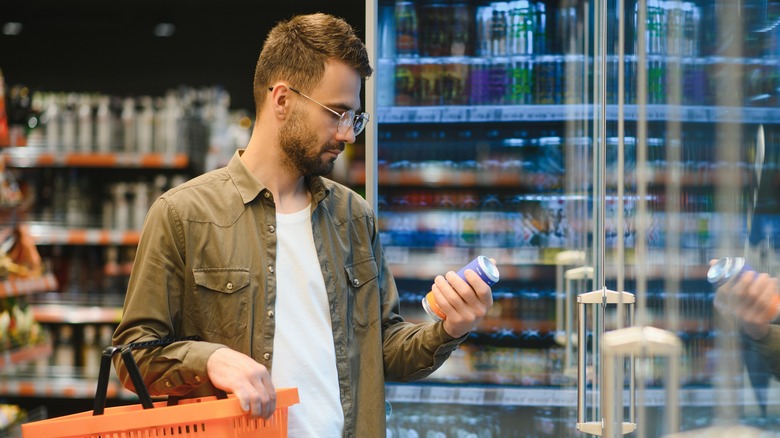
left=338, top=110, right=356, bottom=134
left=353, top=113, right=369, bottom=136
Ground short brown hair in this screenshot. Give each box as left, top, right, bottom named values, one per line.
left=253, top=13, right=373, bottom=112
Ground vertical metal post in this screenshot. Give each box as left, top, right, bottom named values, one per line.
left=364, top=0, right=379, bottom=213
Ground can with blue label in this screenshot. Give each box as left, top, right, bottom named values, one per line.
left=422, top=255, right=500, bottom=321
left=707, top=256, right=753, bottom=286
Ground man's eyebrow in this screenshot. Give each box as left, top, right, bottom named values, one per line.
left=331, top=101, right=360, bottom=112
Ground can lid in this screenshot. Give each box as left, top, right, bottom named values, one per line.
left=477, top=255, right=500, bottom=282
left=707, top=257, right=746, bottom=284
left=706, top=257, right=732, bottom=284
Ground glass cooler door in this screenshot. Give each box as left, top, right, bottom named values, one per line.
left=364, top=0, right=780, bottom=436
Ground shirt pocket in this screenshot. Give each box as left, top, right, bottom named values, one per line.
left=345, top=257, right=379, bottom=329
left=191, top=268, right=251, bottom=339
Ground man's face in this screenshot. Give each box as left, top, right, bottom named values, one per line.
left=278, top=104, right=343, bottom=177
left=277, top=60, right=363, bottom=177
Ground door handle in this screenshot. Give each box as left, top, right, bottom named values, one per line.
left=577, top=288, right=636, bottom=436
left=602, top=326, right=682, bottom=438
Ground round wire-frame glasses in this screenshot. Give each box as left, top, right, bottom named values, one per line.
left=268, top=86, right=370, bottom=136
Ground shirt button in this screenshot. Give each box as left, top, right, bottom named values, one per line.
left=165, top=381, right=172, bottom=388
left=195, top=375, right=202, bottom=383
left=268, top=225, right=275, bottom=233
left=263, top=192, right=271, bottom=199
left=352, top=278, right=360, bottom=286
left=263, top=353, right=271, bottom=361
left=268, top=265, right=274, bottom=273
left=267, top=310, right=274, bottom=318
left=226, top=282, right=234, bottom=290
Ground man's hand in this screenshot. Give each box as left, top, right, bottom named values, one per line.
left=430, top=267, right=494, bottom=338
left=206, top=348, right=276, bottom=419
left=715, top=268, right=779, bottom=340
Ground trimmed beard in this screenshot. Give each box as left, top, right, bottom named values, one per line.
left=278, top=106, right=343, bottom=177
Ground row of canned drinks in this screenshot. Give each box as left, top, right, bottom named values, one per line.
left=388, top=0, right=780, bottom=60
left=382, top=54, right=780, bottom=107
left=390, top=0, right=707, bottom=59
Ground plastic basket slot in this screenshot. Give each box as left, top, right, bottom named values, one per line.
left=231, top=408, right=285, bottom=433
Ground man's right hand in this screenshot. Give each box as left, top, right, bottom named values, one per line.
left=715, top=269, right=779, bottom=340
left=206, top=347, right=276, bottom=419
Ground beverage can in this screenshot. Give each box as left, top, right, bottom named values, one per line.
left=394, top=60, right=421, bottom=106
left=469, top=58, right=490, bottom=105
left=441, top=61, right=470, bottom=105
left=708, top=256, right=780, bottom=323
left=419, top=2, right=449, bottom=57
left=450, top=1, right=473, bottom=56
left=508, top=56, right=533, bottom=104
left=422, top=255, right=500, bottom=321
left=508, top=0, right=534, bottom=55
left=419, top=60, right=443, bottom=106
left=707, top=256, right=752, bottom=286
left=395, top=1, right=419, bottom=57
left=475, top=5, right=493, bottom=57
left=535, top=55, right=561, bottom=104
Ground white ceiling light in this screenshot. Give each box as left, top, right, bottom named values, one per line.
left=153, top=22, right=175, bottom=37
left=2, top=22, right=23, bottom=36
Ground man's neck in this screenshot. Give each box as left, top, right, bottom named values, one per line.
left=239, top=140, right=311, bottom=214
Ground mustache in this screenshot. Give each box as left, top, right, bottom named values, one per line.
left=324, top=142, right=346, bottom=153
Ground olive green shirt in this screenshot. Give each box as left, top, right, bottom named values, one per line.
left=113, top=150, right=464, bottom=437
left=746, top=325, right=780, bottom=379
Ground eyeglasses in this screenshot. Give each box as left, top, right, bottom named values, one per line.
left=268, top=86, right=369, bottom=136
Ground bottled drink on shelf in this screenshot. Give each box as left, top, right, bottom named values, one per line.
left=395, top=1, right=419, bottom=57
left=77, top=94, right=94, bottom=153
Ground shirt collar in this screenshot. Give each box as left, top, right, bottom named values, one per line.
left=228, top=149, right=330, bottom=205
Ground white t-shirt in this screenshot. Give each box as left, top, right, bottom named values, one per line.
left=272, top=204, right=344, bottom=437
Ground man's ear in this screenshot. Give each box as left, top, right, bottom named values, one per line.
left=268, top=85, right=291, bottom=119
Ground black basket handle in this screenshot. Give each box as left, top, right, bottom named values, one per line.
left=92, top=336, right=226, bottom=416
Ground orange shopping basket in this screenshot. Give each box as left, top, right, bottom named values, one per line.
left=21, top=337, right=299, bottom=438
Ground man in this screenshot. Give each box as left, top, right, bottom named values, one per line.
left=112, top=13, right=493, bottom=437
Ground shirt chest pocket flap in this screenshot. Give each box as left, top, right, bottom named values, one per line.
left=345, top=258, right=379, bottom=328
left=193, top=268, right=251, bottom=294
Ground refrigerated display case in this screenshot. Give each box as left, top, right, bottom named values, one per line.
left=368, top=0, right=780, bottom=436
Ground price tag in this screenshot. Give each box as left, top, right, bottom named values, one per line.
left=498, top=388, right=532, bottom=406
left=470, top=106, right=498, bottom=122
left=527, top=110, right=551, bottom=121
left=426, top=386, right=457, bottom=404
left=640, top=389, right=666, bottom=407
left=541, top=105, right=567, bottom=120
left=375, top=109, right=388, bottom=124
left=646, top=105, right=667, bottom=121
left=501, top=106, right=526, bottom=121
left=456, top=387, right=485, bottom=405
left=441, top=107, right=468, bottom=123
left=414, top=107, right=441, bottom=123
left=384, top=108, right=409, bottom=124
left=551, top=389, right=578, bottom=407
left=685, top=106, right=708, bottom=122
left=390, top=385, right=422, bottom=402
left=622, top=105, right=638, bottom=120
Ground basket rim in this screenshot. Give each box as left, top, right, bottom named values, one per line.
left=21, top=387, right=299, bottom=437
